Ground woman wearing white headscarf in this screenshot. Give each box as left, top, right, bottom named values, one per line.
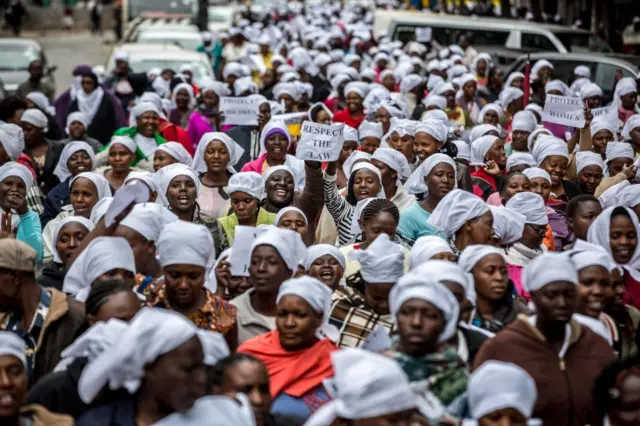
left=60, top=112, right=103, bottom=153
left=594, top=141, right=637, bottom=199
left=95, top=135, right=151, bottom=190
left=409, top=235, right=456, bottom=269
left=532, top=135, right=581, bottom=204
left=168, top=82, right=195, bottom=129
left=304, top=244, right=346, bottom=291
left=474, top=252, right=614, bottom=426
left=333, top=81, right=368, bottom=129
left=191, top=132, right=244, bottom=218
left=75, top=308, right=207, bottom=426
left=616, top=77, right=639, bottom=125
left=25, top=91, right=63, bottom=142
left=153, top=141, right=193, bottom=171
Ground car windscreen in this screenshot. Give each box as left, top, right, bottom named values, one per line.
left=0, top=48, right=40, bottom=70
left=129, top=59, right=211, bottom=78
left=128, top=0, right=194, bottom=19
left=553, top=31, right=613, bottom=53
left=137, top=35, right=201, bottom=51
left=393, top=24, right=509, bottom=48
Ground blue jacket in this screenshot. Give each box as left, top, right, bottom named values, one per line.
left=75, top=398, right=137, bottom=426
left=40, top=178, right=71, bottom=228
left=17, top=210, right=43, bottom=263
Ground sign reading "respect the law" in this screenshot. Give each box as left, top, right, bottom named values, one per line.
left=295, top=121, right=345, bottom=162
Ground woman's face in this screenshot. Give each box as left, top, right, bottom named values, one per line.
left=577, top=265, right=612, bottom=319
left=462, top=81, right=477, bottom=99
left=164, top=264, right=206, bottom=310
left=540, top=155, right=568, bottom=187
left=570, top=200, right=602, bottom=241
left=249, top=245, right=291, bottom=295
left=620, top=92, right=637, bottom=110
left=577, top=165, right=603, bottom=195
left=277, top=210, right=307, bottom=237
left=204, top=140, right=230, bottom=174
left=360, top=137, right=381, bottom=155
left=610, top=213, right=638, bottom=265
left=396, top=298, right=445, bottom=356
left=592, top=130, right=614, bottom=156
left=55, top=222, right=89, bottom=267
left=136, top=111, right=159, bottom=138
left=353, top=169, right=381, bottom=202
left=364, top=282, right=394, bottom=315
left=607, top=373, right=640, bottom=426
left=483, top=110, right=500, bottom=126
left=426, top=163, right=455, bottom=201
left=486, top=139, right=507, bottom=169
left=361, top=211, right=397, bottom=245
left=174, top=88, right=190, bottom=110
left=473, top=254, right=509, bottom=302
left=511, top=130, right=530, bottom=152
left=215, top=360, right=272, bottom=426
left=276, top=295, right=322, bottom=351
left=371, top=159, right=396, bottom=188
left=521, top=222, right=547, bottom=250
left=338, top=141, right=358, bottom=165
left=382, top=75, right=395, bottom=91
left=529, top=177, right=551, bottom=203
left=479, top=408, right=527, bottom=426
left=443, top=90, right=456, bottom=108
left=315, top=109, right=332, bottom=125
left=108, top=143, right=134, bottom=173
left=87, top=290, right=142, bottom=325
left=21, top=122, right=42, bottom=146
left=70, top=177, right=98, bottom=218
left=476, top=59, right=487, bottom=76
left=167, top=175, right=197, bottom=214
left=153, top=150, right=178, bottom=172
left=346, top=92, right=363, bottom=114
left=266, top=170, right=294, bottom=207
left=202, top=90, right=219, bottom=109
left=414, top=132, right=442, bottom=161
left=467, top=211, right=495, bottom=245
left=509, top=77, right=524, bottom=89
left=81, top=76, right=96, bottom=93
left=609, top=157, right=634, bottom=177
left=230, top=192, right=259, bottom=223
left=68, top=121, right=86, bottom=139
left=265, top=132, right=288, bottom=163
left=67, top=150, right=92, bottom=176
left=502, top=174, right=531, bottom=202
left=308, top=254, right=344, bottom=291
left=389, top=133, right=414, bottom=162
left=531, top=281, right=578, bottom=325
left=375, top=108, right=392, bottom=134
left=0, top=176, right=25, bottom=211
left=585, top=95, right=602, bottom=109
left=490, top=69, right=504, bottom=87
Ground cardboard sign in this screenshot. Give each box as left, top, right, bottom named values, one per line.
left=228, top=226, right=264, bottom=277
left=219, top=96, right=261, bottom=126
left=542, top=94, right=585, bottom=128
left=296, top=121, right=345, bottom=162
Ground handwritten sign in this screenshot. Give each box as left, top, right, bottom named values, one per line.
left=542, top=95, right=585, bottom=128
left=220, top=96, right=261, bottom=126
left=228, top=226, right=265, bottom=276
left=296, top=121, right=345, bottom=162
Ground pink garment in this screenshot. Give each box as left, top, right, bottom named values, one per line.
left=187, top=111, right=215, bottom=150
left=542, top=121, right=571, bottom=140
left=486, top=192, right=503, bottom=206
left=241, top=153, right=268, bottom=173
left=507, top=264, right=531, bottom=301
left=619, top=106, right=636, bottom=125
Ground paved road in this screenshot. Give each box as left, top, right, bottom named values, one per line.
left=34, top=31, right=115, bottom=97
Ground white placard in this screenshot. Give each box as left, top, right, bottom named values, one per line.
left=228, top=225, right=262, bottom=277
left=590, top=102, right=619, bottom=125
left=219, top=96, right=261, bottom=126
left=296, top=121, right=345, bottom=162
left=542, top=94, right=585, bottom=128
left=104, top=181, right=149, bottom=227
left=360, top=324, right=392, bottom=353
left=415, top=27, right=432, bottom=42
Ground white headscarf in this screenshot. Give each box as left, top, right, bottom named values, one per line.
left=580, top=82, right=603, bottom=100
left=70, top=172, right=112, bottom=200
left=351, top=233, right=404, bottom=283
left=506, top=192, right=548, bottom=226
left=124, top=171, right=158, bottom=195
left=423, top=94, right=447, bottom=110
left=458, top=245, right=507, bottom=274
left=427, top=189, right=490, bottom=238
left=605, top=142, right=634, bottom=164
left=490, top=206, right=526, bottom=246
left=527, top=128, right=552, bottom=152
left=415, top=118, right=448, bottom=142
left=250, top=226, right=306, bottom=272
left=478, top=103, right=504, bottom=123
left=77, top=85, right=105, bottom=121
left=590, top=115, right=616, bottom=139
left=349, top=162, right=386, bottom=200
left=470, top=135, right=499, bottom=167
left=467, top=361, right=538, bottom=421
left=409, top=236, right=454, bottom=270
left=0, top=162, right=33, bottom=190
left=53, top=141, right=96, bottom=182
left=576, top=151, right=605, bottom=176
left=304, top=244, right=346, bottom=271
left=359, top=121, right=383, bottom=140
left=90, top=197, right=113, bottom=224
left=545, top=80, right=569, bottom=95
left=599, top=180, right=630, bottom=209
left=621, top=115, right=640, bottom=141
left=120, top=202, right=177, bottom=242
left=78, top=308, right=198, bottom=404
left=0, top=332, right=26, bottom=367
left=153, top=164, right=202, bottom=207
left=343, top=125, right=358, bottom=142
left=532, top=136, right=569, bottom=166
left=0, top=124, right=25, bottom=160
left=371, top=147, right=411, bottom=181
left=404, top=153, right=457, bottom=195
left=20, top=108, right=48, bottom=131
left=344, top=81, right=369, bottom=99
left=259, top=120, right=291, bottom=155
left=65, top=112, right=90, bottom=137
left=172, top=83, right=196, bottom=108
left=616, top=185, right=640, bottom=209
left=227, top=171, right=264, bottom=200
left=304, top=349, right=417, bottom=426
left=109, top=135, right=137, bottom=154
left=200, top=79, right=231, bottom=97
left=155, top=142, right=193, bottom=166
left=531, top=59, right=554, bottom=79
left=63, top=236, right=136, bottom=302
left=505, top=72, right=525, bottom=88
left=27, top=91, right=56, bottom=116
left=469, top=124, right=499, bottom=145
left=275, top=206, right=307, bottom=226
left=342, top=151, right=371, bottom=179
left=523, top=252, right=578, bottom=293
left=193, top=132, right=245, bottom=174
left=453, top=140, right=471, bottom=162
left=498, top=88, right=523, bottom=109
left=506, top=152, right=535, bottom=172
left=522, top=167, right=551, bottom=184
left=511, top=111, right=537, bottom=134
left=158, top=221, right=214, bottom=268
left=411, top=260, right=472, bottom=306
left=389, top=273, right=460, bottom=343
left=52, top=216, right=94, bottom=263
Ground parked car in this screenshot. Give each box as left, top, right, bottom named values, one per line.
left=0, top=39, right=56, bottom=95
left=506, top=53, right=639, bottom=103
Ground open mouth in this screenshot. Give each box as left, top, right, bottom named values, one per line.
left=275, top=189, right=287, bottom=197
left=0, top=393, right=16, bottom=408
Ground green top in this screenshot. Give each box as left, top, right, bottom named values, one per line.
left=107, top=127, right=166, bottom=166
left=218, top=208, right=277, bottom=246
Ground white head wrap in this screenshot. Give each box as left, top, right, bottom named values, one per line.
left=404, top=153, right=457, bottom=195
left=498, top=88, right=524, bottom=109
left=223, top=63, right=244, bottom=80
left=0, top=162, right=33, bottom=190
left=423, top=94, right=447, bottom=110
left=468, top=361, right=538, bottom=420
left=412, top=259, right=473, bottom=303
left=351, top=233, right=404, bottom=284
left=522, top=166, right=551, bottom=184
left=343, top=125, right=358, bottom=142
left=409, top=236, right=454, bottom=270
left=26, top=91, right=55, bottom=116
left=531, top=59, right=554, bottom=79
left=527, top=128, right=552, bottom=152
left=56, top=319, right=128, bottom=371
left=227, top=171, right=264, bottom=200
left=158, top=221, right=214, bottom=268
left=389, top=273, right=460, bottom=343
left=523, top=252, right=578, bottom=293
left=372, top=148, right=411, bottom=181
left=350, top=162, right=385, bottom=199
left=599, top=180, right=631, bottom=209
left=478, top=103, right=504, bottom=123
left=399, top=74, right=424, bottom=94
left=153, top=163, right=201, bottom=207
left=505, top=192, right=548, bottom=226
left=65, top=112, right=90, bottom=136
left=532, top=136, right=569, bottom=166
left=0, top=124, right=24, bottom=161
left=621, top=115, right=640, bottom=141
left=196, top=329, right=230, bottom=367
left=359, top=121, right=383, bottom=140
left=344, top=81, right=369, bottom=99
left=580, top=82, right=603, bottom=100
left=124, top=171, right=158, bottom=195
left=200, top=79, right=231, bottom=97
left=304, top=244, right=346, bottom=271
left=120, top=202, right=177, bottom=242
left=545, top=80, right=569, bottom=95
left=0, top=332, right=26, bottom=367
left=453, top=140, right=470, bottom=162
left=234, top=77, right=258, bottom=95
left=155, top=142, right=192, bottom=166
left=78, top=308, right=198, bottom=404
left=616, top=185, right=640, bottom=209
left=490, top=206, right=526, bottom=246
left=70, top=172, right=112, bottom=201
left=506, top=152, right=535, bottom=172
left=172, top=83, right=196, bottom=108
left=131, top=102, right=162, bottom=122
left=342, top=151, right=371, bottom=178
left=470, top=135, right=499, bottom=167
left=590, top=115, right=616, bottom=139
left=511, top=111, right=537, bottom=134
left=264, top=164, right=303, bottom=192
left=469, top=124, right=499, bottom=144
left=193, top=132, right=244, bottom=174
left=109, top=135, right=137, bottom=154
left=616, top=78, right=637, bottom=99
left=20, top=108, right=48, bottom=131
left=427, top=189, right=490, bottom=238
left=576, top=151, right=605, bottom=176
left=53, top=141, right=95, bottom=182
left=415, top=118, right=448, bottom=142
left=259, top=120, right=291, bottom=155
left=52, top=216, right=95, bottom=263
left=275, top=206, right=307, bottom=227
left=90, top=197, right=113, bottom=224
left=505, top=72, right=525, bottom=88
left=250, top=226, right=306, bottom=272
left=63, top=236, right=136, bottom=301
left=605, top=142, right=634, bottom=164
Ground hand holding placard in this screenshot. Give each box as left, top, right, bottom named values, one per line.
left=296, top=121, right=345, bottom=162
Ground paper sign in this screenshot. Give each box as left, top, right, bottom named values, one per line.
left=219, top=96, right=261, bottom=126
left=104, top=181, right=150, bottom=227
left=415, top=27, right=432, bottom=42
left=228, top=225, right=263, bottom=276
left=296, top=121, right=345, bottom=162
left=542, top=94, right=585, bottom=128
left=360, top=324, right=392, bottom=353
left=591, top=101, right=619, bottom=125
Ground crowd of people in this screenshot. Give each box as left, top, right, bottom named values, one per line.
left=1, top=2, right=640, bottom=426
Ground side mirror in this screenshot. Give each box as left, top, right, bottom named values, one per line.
left=47, top=65, right=58, bottom=75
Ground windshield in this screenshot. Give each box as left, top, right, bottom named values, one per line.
left=129, top=59, right=212, bottom=78
left=137, top=35, right=201, bottom=51
left=128, top=0, right=194, bottom=18
left=553, top=31, right=613, bottom=53
left=208, top=12, right=231, bottom=23
left=0, top=48, right=39, bottom=70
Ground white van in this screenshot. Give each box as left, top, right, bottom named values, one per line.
left=373, top=10, right=613, bottom=54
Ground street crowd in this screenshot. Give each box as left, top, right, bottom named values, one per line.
left=0, top=2, right=639, bottom=426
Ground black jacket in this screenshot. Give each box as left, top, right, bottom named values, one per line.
left=68, top=95, right=120, bottom=146
left=459, top=325, right=490, bottom=365
left=28, top=139, right=64, bottom=195
left=28, top=357, right=88, bottom=419
left=37, top=262, right=66, bottom=291
left=225, top=125, right=259, bottom=170
left=40, top=178, right=71, bottom=228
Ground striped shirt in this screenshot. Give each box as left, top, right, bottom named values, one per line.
left=323, top=172, right=356, bottom=246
